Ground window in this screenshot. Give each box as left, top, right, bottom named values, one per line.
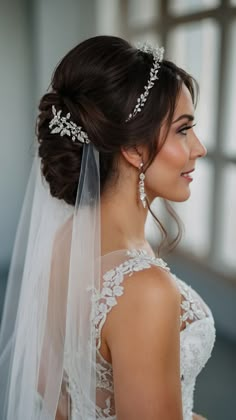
left=128, top=0, right=159, bottom=26
left=224, top=20, right=236, bottom=156
left=127, top=0, right=236, bottom=275
left=96, top=0, right=236, bottom=275
left=167, top=19, right=220, bottom=151
left=168, top=0, right=220, bottom=15
left=221, top=164, right=236, bottom=272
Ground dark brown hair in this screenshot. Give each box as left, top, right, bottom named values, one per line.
left=37, top=35, right=198, bottom=254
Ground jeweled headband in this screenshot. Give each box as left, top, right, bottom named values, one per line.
left=49, top=41, right=164, bottom=143
left=126, top=42, right=164, bottom=122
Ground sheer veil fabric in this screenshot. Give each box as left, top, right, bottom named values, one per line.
left=0, top=143, right=101, bottom=419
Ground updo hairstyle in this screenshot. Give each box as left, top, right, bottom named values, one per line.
left=37, top=35, right=198, bottom=251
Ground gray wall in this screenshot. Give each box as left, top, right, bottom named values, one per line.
left=0, top=0, right=235, bottom=345
left=0, top=0, right=33, bottom=273
left=0, top=0, right=96, bottom=280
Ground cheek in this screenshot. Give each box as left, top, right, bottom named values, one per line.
left=148, top=143, right=189, bottom=181
left=157, top=141, right=189, bottom=170
left=145, top=142, right=190, bottom=193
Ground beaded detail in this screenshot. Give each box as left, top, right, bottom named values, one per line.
left=65, top=249, right=216, bottom=420
left=49, top=105, right=90, bottom=144
left=90, top=249, right=169, bottom=350
left=173, top=275, right=209, bottom=329
left=180, top=317, right=216, bottom=419
left=126, top=42, right=164, bottom=121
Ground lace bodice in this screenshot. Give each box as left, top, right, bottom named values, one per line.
left=66, top=249, right=216, bottom=420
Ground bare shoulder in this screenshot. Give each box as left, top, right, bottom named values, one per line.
left=104, top=264, right=181, bottom=341
left=103, top=265, right=183, bottom=419
left=125, top=264, right=181, bottom=305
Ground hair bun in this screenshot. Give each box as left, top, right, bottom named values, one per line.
left=37, top=91, right=83, bottom=206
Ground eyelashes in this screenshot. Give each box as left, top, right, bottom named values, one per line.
left=178, top=123, right=196, bottom=135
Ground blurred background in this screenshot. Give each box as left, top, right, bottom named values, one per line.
left=0, top=0, right=235, bottom=418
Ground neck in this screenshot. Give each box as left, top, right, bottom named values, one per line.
left=100, top=184, right=150, bottom=256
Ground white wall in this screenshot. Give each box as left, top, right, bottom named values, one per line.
left=0, top=0, right=96, bottom=274
left=0, top=0, right=33, bottom=270
left=34, top=0, right=96, bottom=97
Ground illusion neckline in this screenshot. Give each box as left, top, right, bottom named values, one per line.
left=100, top=247, right=154, bottom=259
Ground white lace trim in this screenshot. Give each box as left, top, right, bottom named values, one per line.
left=173, top=275, right=209, bottom=329
left=65, top=249, right=216, bottom=419
left=180, top=317, right=216, bottom=419
left=90, top=249, right=170, bottom=349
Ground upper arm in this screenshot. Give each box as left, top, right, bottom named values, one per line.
left=104, top=266, right=183, bottom=420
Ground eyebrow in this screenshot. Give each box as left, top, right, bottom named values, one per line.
left=172, top=114, right=195, bottom=124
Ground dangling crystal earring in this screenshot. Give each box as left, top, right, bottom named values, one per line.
left=139, top=162, right=147, bottom=208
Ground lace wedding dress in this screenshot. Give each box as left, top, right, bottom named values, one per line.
left=65, top=248, right=216, bottom=420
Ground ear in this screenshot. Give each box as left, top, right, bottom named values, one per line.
left=121, top=145, right=144, bottom=169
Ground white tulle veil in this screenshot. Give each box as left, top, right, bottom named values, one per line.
left=0, top=38, right=165, bottom=419
left=0, top=142, right=101, bottom=419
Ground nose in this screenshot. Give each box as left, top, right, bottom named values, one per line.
left=191, top=133, right=207, bottom=159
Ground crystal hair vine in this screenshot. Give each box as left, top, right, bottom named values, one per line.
left=48, top=41, right=164, bottom=142
left=49, top=105, right=90, bottom=144
left=126, top=41, right=164, bottom=122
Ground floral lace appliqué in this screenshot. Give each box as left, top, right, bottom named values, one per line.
left=180, top=317, right=216, bottom=419
left=172, top=275, right=209, bottom=329
left=65, top=249, right=216, bottom=420
left=91, top=249, right=170, bottom=349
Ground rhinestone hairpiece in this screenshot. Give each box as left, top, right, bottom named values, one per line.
left=126, top=41, right=164, bottom=122
left=49, top=42, right=164, bottom=144
left=49, top=105, right=90, bottom=144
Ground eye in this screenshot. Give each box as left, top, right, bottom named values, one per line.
left=178, top=123, right=196, bottom=136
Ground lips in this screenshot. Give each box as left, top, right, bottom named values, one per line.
left=181, top=168, right=195, bottom=176
left=180, top=168, right=195, bottom=181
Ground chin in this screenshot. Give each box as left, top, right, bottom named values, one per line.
left=148, top=187, right=191, bottom=203
left=171, top=189, right=191, bottom=202
left=154, top=189, right=191, bottom=202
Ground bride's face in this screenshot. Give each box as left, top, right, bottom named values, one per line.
left=145, top=84, right=207, bottom=203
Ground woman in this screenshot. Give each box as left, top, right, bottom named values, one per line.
left=0, top=36, right=215, bottom=420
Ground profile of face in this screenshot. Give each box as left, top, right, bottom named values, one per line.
left=144, top=83, right=207, bottom=203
